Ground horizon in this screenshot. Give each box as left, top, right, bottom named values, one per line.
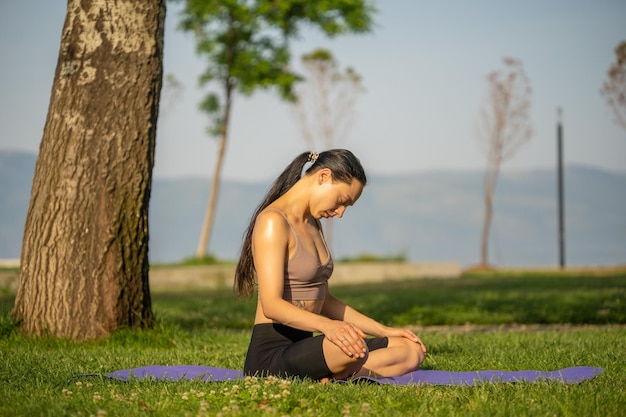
left=2, top=148, right=625, bottom=185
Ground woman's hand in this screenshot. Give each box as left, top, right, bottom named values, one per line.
left=381, top=326, right=428, bottom=356
left=322, top=320, right=368, bottom=358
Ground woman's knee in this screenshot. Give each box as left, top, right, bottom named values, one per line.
left=390, top=337, right=425, bottom=371
left=322, top=339, right=369, bottom=377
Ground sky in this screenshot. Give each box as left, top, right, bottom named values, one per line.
left=1, top=1, right=625, bottom=182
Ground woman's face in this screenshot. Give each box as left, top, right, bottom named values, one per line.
left=310, top=169, right=364, bottom=220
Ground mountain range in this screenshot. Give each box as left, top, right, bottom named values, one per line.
left=1, top=150, right=624, bottom=268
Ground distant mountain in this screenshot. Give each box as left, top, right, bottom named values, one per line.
left=1, top=150, right=625, bottom=268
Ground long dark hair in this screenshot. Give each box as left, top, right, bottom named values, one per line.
left=234, top=149, right=367, bottom=297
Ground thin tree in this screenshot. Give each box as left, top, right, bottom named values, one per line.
left=174, top=0, right=375, bottom=259
left=601, top=41, right=626, bottom=132
left=476, top=57, right=532, bottom=269
left=292, top=48, right=364, bottom=244
left=13, top=0, right=165, bottom=340
left=293, top=49, right=364, bottom=150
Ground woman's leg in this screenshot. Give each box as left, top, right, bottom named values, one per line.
left=322, top=335, right=425, bottom=380
left=355, top=336, right=425, bottom=378
left=321, top=337, right=370, bottom=380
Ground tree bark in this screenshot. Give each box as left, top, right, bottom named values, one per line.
left=14, top=0, right=165, bottom=340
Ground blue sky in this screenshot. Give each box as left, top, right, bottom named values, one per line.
left=1, top=0, right=625, bottom=182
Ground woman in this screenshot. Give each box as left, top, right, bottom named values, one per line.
left=235, top=149, right=426, bottom=381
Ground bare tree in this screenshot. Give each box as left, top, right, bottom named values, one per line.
left=292, top=49, right=364, bottom=245
left=13, top=0, right=165, bottom=340
left=601, top=41, right=626, bottom=132
left=476, top=58, right=532, bottom=269
left=292, top=49, right=364, bottom=150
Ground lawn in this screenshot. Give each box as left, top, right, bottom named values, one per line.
left=1, top=270, right=625, bottom=416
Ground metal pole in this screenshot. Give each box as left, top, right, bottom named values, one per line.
left=557, top=108, right=565, bottom=268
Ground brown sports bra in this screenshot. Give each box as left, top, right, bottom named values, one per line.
left=263, top=208, right=334, bottom=301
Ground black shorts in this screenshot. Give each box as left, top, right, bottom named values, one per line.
left=243, top=323, right=389, bottom=380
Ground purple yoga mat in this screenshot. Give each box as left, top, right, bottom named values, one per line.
left=103, top=365, right=603, bottom=386
left=350, top=366, right=604, bottom=385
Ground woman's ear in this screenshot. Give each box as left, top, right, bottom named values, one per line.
left=317, top=168, right=333, bottom=184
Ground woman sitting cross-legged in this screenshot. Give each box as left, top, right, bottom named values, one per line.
left=234, top=149, right=427, bottom=381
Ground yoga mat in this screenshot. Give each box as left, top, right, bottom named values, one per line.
left=102, top=365, right=603, bottom=386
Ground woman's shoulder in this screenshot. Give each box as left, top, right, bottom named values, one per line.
left=255, top=207, right=291, bottom=232
left=253, top=208, right=294, bottom=249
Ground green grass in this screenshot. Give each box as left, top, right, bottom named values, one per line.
left=151, top=254, right=236, bottom=268
left=1, top=271, right=625, bottom=416
left=337, top=250, right=408, bottom=263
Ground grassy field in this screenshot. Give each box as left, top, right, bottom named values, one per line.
left=1, top=270, right=625, bottom=416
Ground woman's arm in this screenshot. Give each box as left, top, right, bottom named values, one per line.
left=322, top=292, right=423, bottom=346
left=321, top=293, right=386, bottom=336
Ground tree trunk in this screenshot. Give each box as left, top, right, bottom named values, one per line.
left=196, top=83, right=233, bottom=258
left=480, top=161, right=500, bottom=268
left=13, top=0, right=165, bottom=340
left=479, top=185, right=493, bottom=268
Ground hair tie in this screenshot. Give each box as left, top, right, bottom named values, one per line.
left=308, top=152, right=319, bottom=164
